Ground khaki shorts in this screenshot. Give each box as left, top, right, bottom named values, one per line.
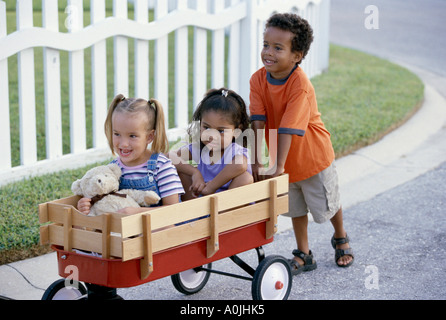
left=283, top=162, right=341, bottom=224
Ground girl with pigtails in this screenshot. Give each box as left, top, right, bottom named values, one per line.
left=77, top=94, right=184, bottom=215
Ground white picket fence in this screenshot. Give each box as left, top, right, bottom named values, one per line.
left=0, top=0, right=330, bottom=186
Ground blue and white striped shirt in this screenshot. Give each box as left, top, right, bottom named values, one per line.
left=111, top=154, right=184, bottom=199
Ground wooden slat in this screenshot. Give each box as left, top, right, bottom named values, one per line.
left=140, top=214, right=153, bottom=279
left=120, top=175, right=288, bottom=237
left=266, top=179, right=277, bottom=239
left=47, top=224, right=123, bottom=257
left=121, top=195, right=288, bottom=261
left=63, top=208, right=72, bottom=252
left=102, top=213, right=111, bottom=259
left=40, top=176, right=289, bottom=262
left=206, top=196, right=219, bottom=258
left=39, top=225, right=49, bottom=245
left=39, top=195, right=80, bottom=223
left=42, top=195, right=287, bottom=260
left=39, top=196, right=122, bottom=233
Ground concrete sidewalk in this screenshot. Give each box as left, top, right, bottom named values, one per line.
left=1, top=72, right=445, bottom=300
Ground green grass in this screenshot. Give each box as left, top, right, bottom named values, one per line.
left=0, top=44, right=424, bottom=264
left=313, top=45, right=424, bottom=157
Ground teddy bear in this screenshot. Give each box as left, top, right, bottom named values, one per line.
left=71, top=163, right=160, bottom=216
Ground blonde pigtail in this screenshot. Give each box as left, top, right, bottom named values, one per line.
left=104, top=94, right=126, bottom=155
left=148, top=99, right=169, bottom=154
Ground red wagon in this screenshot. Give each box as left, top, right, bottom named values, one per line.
left=39, top=175, right=291, bottom=300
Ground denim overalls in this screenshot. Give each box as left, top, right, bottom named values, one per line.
left=118, top=153, right=161, bottom=206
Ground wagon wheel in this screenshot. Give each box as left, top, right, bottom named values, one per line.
left=251, top=255, right=292, bottom=300
left=41, top=278, right=87, bottom=300
left=171, top=263, right=212, bottom=295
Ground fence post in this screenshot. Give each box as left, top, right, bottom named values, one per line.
left=17, top=0, right=37, bottom=166
left=68, top=0, right=86, bottom=154
left=174, top=0, right=189, bottom=128
left=42, top=0, right=63, bottom=160
left=91, top=0, right=108, bottom=149
left=113, top=0, right=129, bottom=97
left=318, top=0, right=330, bottom=72
left=211, top=0, right=225, bottom=89
left=193, top=0, right=207, bottom=110
left=154, top=0, right=169, bottom=127
left=134, top=0, right=150, bottom=101
left=0, top=0, right=11, bottom=171
left=227, top=0, right=241, bottom=93
left=238, top=0, right=258, bottom=105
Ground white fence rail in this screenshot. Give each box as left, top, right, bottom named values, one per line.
left=0, top=0, right=330, bottom=186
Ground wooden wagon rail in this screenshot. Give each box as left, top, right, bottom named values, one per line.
left=39, top=175, right=289, bottom=280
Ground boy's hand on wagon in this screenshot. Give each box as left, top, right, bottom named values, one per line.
left=251, top=163, right=265, bottom=182
left=258, top=165, right=285, bottom=181
left=77, top=197, right=92, bottom=215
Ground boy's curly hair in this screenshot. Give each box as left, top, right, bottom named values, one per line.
left=265, top=13, right=314, bottom=64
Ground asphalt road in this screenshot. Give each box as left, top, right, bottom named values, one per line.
left=116, top=0, right=446, bottom=301
left=116, top=161, right=446, bottom=301
left=330, top=0, right=446, bottom=98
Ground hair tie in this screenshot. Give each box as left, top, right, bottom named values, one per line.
left=222, top=90, right=229, bottom=98
left=121, top=96, right=125, bottom=101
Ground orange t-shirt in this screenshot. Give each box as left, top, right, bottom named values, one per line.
left=249, top=66, right=334, bottom=183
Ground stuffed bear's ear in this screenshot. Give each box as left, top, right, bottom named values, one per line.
left=71, top=179, right=83, bottom=195
left=108, top=163, right=122, bottom=179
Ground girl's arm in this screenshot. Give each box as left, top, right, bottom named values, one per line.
left=168, top=147, right=206, bottom=197
left=201, top=154, right=249, bottom=196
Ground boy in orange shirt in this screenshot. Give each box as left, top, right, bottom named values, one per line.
left=250, top=13, right=354, bottom=274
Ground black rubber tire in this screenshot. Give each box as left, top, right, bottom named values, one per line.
left=171, top=263, right=212, bottom=295
left=41, top=278, right=87, bottom=300
left=251, top=255, right=292, bottom=300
